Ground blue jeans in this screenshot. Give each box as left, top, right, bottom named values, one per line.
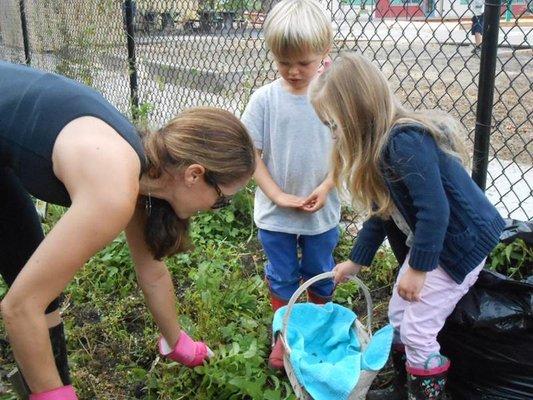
left=258, top=227, right=339, bottom=301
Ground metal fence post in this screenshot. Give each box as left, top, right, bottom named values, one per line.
left=471, top=0, right=502, bottom=190
left=124, top=0, right=139, bottom=119
left=19, top=0, right=31, bottom=65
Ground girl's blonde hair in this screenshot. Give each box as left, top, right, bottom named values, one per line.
left=263, top=0, right=332, bottom=59
left=309, top=52, right=469, bottom=218
left=140, top=107, right=256, bottom=259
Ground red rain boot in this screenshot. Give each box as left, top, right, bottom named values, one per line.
left=268, top=292, right=288, bottom=370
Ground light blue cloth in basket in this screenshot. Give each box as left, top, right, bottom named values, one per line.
left=273, top=302, right=393, bottom=400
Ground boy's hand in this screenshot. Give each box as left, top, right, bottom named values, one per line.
left=397, top=267, right=426, bottom=302
left=333, top=260, right=362, bottom=284
left=273, top=192, right=306, bottom=209
left=301, top=185, right=329, bottom=212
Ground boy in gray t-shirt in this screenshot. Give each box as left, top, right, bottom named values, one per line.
left=241, top=0, right=341, bottom=369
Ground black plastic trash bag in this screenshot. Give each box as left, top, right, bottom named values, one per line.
left=438, top=269, right=533, bottom=399
left=500, top=219, right=533, bottom=245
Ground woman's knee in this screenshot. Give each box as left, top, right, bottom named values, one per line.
left=1, top=292, right=31, bottom=322
left=1, top=289, right=45, bottom=323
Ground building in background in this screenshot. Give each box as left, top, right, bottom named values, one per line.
left=330, top=0, right=531, bottom=19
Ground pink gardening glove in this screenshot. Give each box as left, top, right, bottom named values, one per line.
left=158, top=330, right=213, bottom=367
left=29, top=385, right=78, bottom=400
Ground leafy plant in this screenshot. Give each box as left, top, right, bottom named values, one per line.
left=190, top=183, right=255, bottom=246
left=2, top=178, right=530, bottom=399
left=487, top=238, right=533, bottom=280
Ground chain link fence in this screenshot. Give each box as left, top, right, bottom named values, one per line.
left=0, top=0, right=531, bottom=235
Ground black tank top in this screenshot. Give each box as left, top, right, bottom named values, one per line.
left=0, top=61, right=146, bottom=206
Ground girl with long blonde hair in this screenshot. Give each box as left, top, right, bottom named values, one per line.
left=310, top=53, right=504, bottom=400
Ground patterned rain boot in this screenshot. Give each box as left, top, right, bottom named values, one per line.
left=406, top=354, right=450, bottom=400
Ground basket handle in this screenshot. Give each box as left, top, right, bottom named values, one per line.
left=281, top=271, right=373, bottom=355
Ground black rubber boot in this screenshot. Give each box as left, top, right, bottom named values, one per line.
left=49, top=322, right=71, bottom=385
left=406, top=355, right=449, bottom=400
left=7, top=367, right=30, bottom=399
left=8, top=323, right=71, bottom=399
left=366, top=346, right=407, bottom=400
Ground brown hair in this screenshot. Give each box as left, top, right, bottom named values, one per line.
left=140, top=107, right=256, bottom=259
left=310, top=52, right=469, bottom=218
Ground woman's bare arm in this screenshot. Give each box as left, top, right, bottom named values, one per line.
left=1, top=117, right=140, bottom=392
left=125, top=207, right=182, bottom=348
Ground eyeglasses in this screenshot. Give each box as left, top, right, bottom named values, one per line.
left=204, top=172, right=233, bottom=210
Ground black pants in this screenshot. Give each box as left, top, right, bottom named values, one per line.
left=0, top=167, right=59, bottom=313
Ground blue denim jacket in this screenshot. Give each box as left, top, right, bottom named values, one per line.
left=350, top=125, right=505, bottom=283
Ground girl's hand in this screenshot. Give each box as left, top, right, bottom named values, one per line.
left=301, top=185, right=328, bottom=213
left=273, top=192, right=306, bottom=209
left=333, top=260, right=362, bottom=284
left=397, top=267, right=426, bottom=302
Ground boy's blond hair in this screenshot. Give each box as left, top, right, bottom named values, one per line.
left=263, top=0, right=332, bottom=59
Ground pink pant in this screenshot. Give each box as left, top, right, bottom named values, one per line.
left=388, top=254, right=485, bottom=368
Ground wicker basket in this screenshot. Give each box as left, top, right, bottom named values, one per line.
left=280, top=271, right=379, bottom=400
